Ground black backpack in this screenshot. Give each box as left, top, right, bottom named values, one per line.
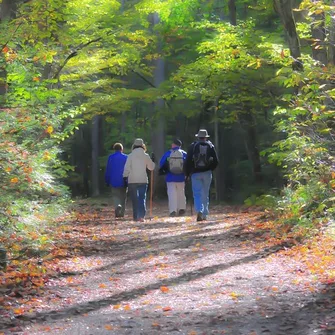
left=193, top=141, right=213, bottom=170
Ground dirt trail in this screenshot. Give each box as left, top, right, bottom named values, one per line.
left=2, top=204, right=335, bottom=335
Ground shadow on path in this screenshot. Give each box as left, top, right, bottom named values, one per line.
left=19, top=241, right=294, bottom=324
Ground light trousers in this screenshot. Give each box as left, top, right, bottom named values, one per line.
left=166, top=182, right=186, bottom=213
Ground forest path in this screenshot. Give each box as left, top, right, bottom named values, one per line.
left=3, top=201, right=335, bottom=335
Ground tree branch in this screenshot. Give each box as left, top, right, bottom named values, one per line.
left=53, top=37, right=102, bottom=80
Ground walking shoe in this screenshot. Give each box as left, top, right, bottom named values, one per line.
left=178, top=209, right=186, bottom=216
left=115, top=204, right=123, bottom=218
left=137, top=218, right=145, bottom=222
left=197, top=212, right=204, bottom=222
left=169, top=211, right=177, bottom=217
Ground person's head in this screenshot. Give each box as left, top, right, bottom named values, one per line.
left=195, top=129, right=210, bottom=141
left=113, top=142, right=123, bottom=152
left=171, top=139, right=182, bottom=149
left=132, top=138, right=147, bottom=151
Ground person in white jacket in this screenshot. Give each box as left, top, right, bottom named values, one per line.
left=123, top=138, right=155, bottom=222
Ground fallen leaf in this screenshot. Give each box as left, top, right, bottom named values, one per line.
left=160, top=286, right=169, bottom=293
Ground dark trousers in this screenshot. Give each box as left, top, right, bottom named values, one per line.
left=111, top=187, right=127, bottom=216
left=128, top=183, right=148, bottom=220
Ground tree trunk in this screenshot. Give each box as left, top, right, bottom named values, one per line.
left=239, top=111, right=262, bottom=183
left=213, top=107, right=222, bottom=201
left=273, top=0, right=303, bottom=71
left=0, top=0, right=18, bottom=20
left=311, top=6, right=327, bottom=66
left=228, top=0, right=237, bottom=25
left=91, top=115, right=101, bottom=197
left=329, top=14, right=335, bottom=65
left=0, top=0, right=19, bottom=103
left=0, top=0, right=19, bottom=270
left=151, top=13, right=166, bottom=197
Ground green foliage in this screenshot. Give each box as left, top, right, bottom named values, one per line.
left=260, top=54, right=335, bottom=230
left=0, top=0, right=77, bottom=247
left=1, top=0, right=334, bottom=247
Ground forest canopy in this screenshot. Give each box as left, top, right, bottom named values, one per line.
left=0, top=0, right=334, bottom=256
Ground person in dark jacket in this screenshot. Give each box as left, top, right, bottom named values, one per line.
left=105, top=142, right=128, bottom=218
left=159, top=139, right=187, bottom=217
left=184, top=129, right=219, bottom=221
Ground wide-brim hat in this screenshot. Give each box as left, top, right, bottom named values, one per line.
left=133, top=138, right=144, bottom=146
left=195, top=129, right=210, bottom=138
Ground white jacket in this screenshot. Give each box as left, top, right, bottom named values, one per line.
left=123, top=148, right=155, bottom=184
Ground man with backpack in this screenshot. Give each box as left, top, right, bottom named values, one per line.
left=159, top=139, right=187, bottom=217
left=184, top=129, right=219, bottom=222
left=105, top=142, right=128, bottom=218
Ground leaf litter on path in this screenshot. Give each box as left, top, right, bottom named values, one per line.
left=0, top=203, right=334, bottom=335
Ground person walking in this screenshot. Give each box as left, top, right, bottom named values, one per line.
left=159, top=139, right=187, bottom=217
left=105, top=142, right=128, bottom=218
left=123, top=138, right=155, bottom=222
left=184, top=129, right=219, bottom=221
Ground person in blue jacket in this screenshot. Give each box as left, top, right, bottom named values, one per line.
left=105, top=142, right=128, bottom=218
left=159, top=139, right=187, bottom=217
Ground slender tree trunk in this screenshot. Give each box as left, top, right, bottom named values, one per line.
left=151, top=13, right=166, bottom=196
left=239, top=112, right=262, bottom=183
left=79, top=127, right=90, bottom=197
left=91, top=115, right=101, bottom=197
left=329, top=14, right=335, bottom=65
left=213, top=107, right=221, bottom=201
left=228, top=0, right=237, bottom=25
left=0, top=0, right=18, bottom=20
left=0, top=0, right=19, bottom=270
left=273, top=0, right=303, bottom=71
left=0, top=0, right=18, bottom=103
left=311, top=6, right=327, bottom=65
left=119, top=0, right=127, bottom=145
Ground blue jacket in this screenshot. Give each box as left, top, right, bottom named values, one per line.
left=105, top=151, right=128, bottom=188
left=159, top=147, right=187, bottom=183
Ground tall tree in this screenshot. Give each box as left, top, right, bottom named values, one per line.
left=228, top=0, right=237, bottom=25
left=151, top=13, right=166, bottom=194
left=311, top=3, right=327, bottom=65
left=91, top=115, right=101, bottom=197
left=0, top=0, right=19, bottom=100
left=328, top=12, right=335, bottom=65
left=273, top=0, right=303, bottom=70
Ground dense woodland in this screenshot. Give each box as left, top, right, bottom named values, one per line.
left=0, top=0, right=334, bottom=261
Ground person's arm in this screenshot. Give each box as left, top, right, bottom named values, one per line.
left=123, top=156, right=131, bottom=178
left=182, top=150, right=187, bottom=160
left=159, top=151, right=170, bottom=168
left=146, top=154, right=155, bottom=171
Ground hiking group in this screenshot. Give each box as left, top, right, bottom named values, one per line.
left=105, top=129, right=219, bottom=222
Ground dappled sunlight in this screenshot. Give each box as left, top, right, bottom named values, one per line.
left=1, top=203, right=334, bottom=334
